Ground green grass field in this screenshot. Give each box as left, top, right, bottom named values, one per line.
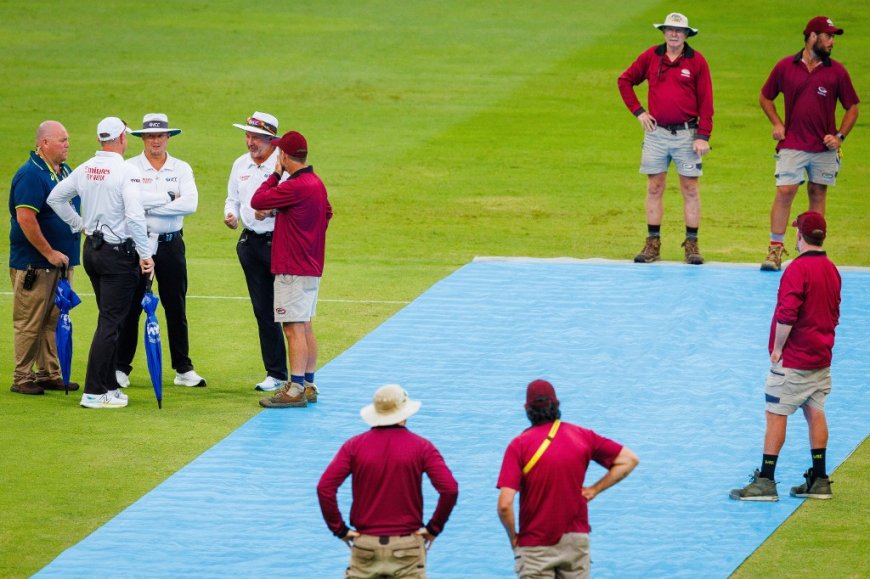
left=1, top=1, right=868, bottom=577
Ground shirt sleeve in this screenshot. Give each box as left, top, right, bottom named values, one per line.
left=695, top=54, right=714, bottom=139
left=121, top=166, right=152, bottom=259
left=316, top=442, right=353, bottom=537
left=774, top=266, right=804, bottom=326
left=47, top=170, right=83, bottom=233
left=618, top=49, right=651, bottom=116
left=589, top=432, right=624, bottom=470
left=224, top=159, right=241, bottom=218
left=760, top=61, right=783, bottom=101
left=495, top=438, right=523, bottom=491
left=422, top=444, right=459, bottom=536
left=836, top=65, right=860, bottom=109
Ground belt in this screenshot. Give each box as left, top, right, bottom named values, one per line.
left=243, top=229, right=272, bottom=239
left=377, top=534, right=413, bottom=545
left=660, top=119, right=699, bottom=133
left=157, top=230, right=182, bottom=243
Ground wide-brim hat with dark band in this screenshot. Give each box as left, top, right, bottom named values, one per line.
left=130, top=113, right=181, bottom=137
left=233, top=111, right=279, bottom=137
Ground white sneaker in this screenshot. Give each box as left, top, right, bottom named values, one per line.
left=116, top=370, right=130, bottom=388
left=255, top=376, right=285, bottom=391
left=174, top=370, right=206, bottom=387
left=109, top=388, right=128, bottom=402
left=80, top=391, right=128, bottom=409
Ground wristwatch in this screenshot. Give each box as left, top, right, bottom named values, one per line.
left=836, top=132, right=846, bottom=141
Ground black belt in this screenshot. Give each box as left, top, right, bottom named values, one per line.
left=661, top=120, right=699, bottom=133
left=157, top=230, right=182, bottom=242
left=243, top=229, right=272, bottom=239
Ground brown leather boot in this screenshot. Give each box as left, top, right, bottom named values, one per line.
left=11, top=381, right=44, bottom=395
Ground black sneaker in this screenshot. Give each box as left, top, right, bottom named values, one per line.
left=790, top=468, right=833, bottom=499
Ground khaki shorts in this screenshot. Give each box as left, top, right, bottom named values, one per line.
left=273, top=275, right=319, bottom=323
left=640, top=127, right=702, bottom=177
left=347, top=534, right=426, bottom=579
left=765, top=364, right=831, bottom=415
left=774, top=148, right=840, bottom=187
left=514, top=532, right=590, bottom=579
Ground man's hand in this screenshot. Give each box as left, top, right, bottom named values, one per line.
left=274, top=157, right=285, bottom=176
left=416, top=527, right=436, bottom=551
left=692, top=139, right=710, bottom=157
left=224, top=213, right=238, bottom=229
left=140, top=258, right=155, bottom=275
left=253, top=209, right=271, bottom=221
left=637, top=112, right=657, bottom=133
left=581, top=486, right=599, bottom=502
left=771, top=122, right=786, bottom=141
left=770, top=349, right=782, bottom=365
left=822, top=133, right=842, bottom=150
left=46, top=250, right=69, bottom=268
left=341, top=529, right=360, bottom=548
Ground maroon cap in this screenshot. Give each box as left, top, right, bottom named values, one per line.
left=792, top=211, right=827, bottom=240
left=271, top=131, right=308, bottom=159
left=804, top=16, right=844, bottom=36
left=525, top=379, right=559, bottom=409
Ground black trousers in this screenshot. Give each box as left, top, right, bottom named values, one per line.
left=117, top=234, right=193, bottom=374
left=237, top=230, right=287, bottom=380
left=82, top=236, right=140, bottom=395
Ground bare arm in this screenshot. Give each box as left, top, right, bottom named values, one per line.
left=759, top=94, right=786, bottom=141
left=496, top=487, right=518, bottom=548
left=16, top=207, right=69, bottom=267
left=582, top=446, right=639, bottom=502
left=824, top=103, right=860, bottom=150
left=770, top=322, right=793, bottom=364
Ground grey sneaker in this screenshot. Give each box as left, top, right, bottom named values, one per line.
left=260, top=383, right=308, bottom=408
left=730, top=469, right=779, bottom=501
left=761, top=244, right=788, bottom=271
left=634, top=236, right=661, bottom=263
left=681, top=238, right=704, bottom=265
left=790, top=468, right=833, bottom=499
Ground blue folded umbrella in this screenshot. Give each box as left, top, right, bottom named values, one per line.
left=142, top=275, right=163, bottom=409
left=54, top=266, right=81, bottom=395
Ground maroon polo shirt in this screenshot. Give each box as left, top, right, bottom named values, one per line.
left=770, top=251, right=841, bottom=369
left=317, top=425, right=459, bottom=538
left=761, top=52, right=860, bottom=153
left=497, top=421, right=623, bottom=547
left=618, top=43, right=715, bottom=139
left=250, top=165, right=332, bottom=276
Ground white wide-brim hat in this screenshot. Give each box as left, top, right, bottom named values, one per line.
left=233, top=111, right=279, bottom=137
left=654, top=12, right=698, bottom=37
left=360, top=384, right=422, bottom=427
left=130, top=113, right=181, bottom=137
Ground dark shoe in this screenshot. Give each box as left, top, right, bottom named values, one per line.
left=790, top=468, right=833, bottom=499
left=761, top=244, right=788, bottom=271
left=634, top=236, right=661, bottom=263
left=730, top=469, right=778, bottom=501
left=11, top=381, right=44, bottom=395
left=304, top=381, right=319, bottom=403
left=36, top=378, right=80, bottom=392
left=260, top=383, right=308, bottom=408
left=681, top=238, right=704, bottom=265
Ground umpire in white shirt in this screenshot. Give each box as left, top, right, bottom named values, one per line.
left=48, top=117, right=154, bottom=409
left=116, top=114, right=205, bottom=389
left=223, top=112, right=288, bottom=392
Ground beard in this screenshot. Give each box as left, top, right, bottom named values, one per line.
left=813, top=38, right=832, bottom=58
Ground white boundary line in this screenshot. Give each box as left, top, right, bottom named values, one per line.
left=0, top=291, right=409, bottom=304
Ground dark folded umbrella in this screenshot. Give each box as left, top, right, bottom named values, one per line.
left=54, top=266, right=81, bottom=395
left=142, top=275, right=163, bottom=409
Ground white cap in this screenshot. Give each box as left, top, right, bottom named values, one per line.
left=233, top=111, right=279, bottom=137
left=654, top=12, right=698, bottom=37
left=97, top=117, right=131, bottom=141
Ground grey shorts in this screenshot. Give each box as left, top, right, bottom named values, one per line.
left=765, top=364, right=831, bottom=415
left=640, top=127, right=702, bottom=177
left=514, top=532, right=590, bottom=579
left=774, top=148, right=840, bottom=187
left=273, top=275, right=320, bottom=323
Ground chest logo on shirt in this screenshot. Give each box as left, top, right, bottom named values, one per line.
left=86, top=167, right=110, bottom=181
left=681, top=68, right=691, bottom=78
left=817, top=86, right=828, bottom=97
left=239, top=175, right=251, bottom=182
left=142, top=177, right=154, bottom=184
left=165, top=177, right=178, bottom=183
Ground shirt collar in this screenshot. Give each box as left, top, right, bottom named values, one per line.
left=287, top=165, right=314, bottom=179
left=29, top=150, right=71, bottom=179
left=655, top=42, right=695, bottom=59
left=792, top=49, right=832, bottom=67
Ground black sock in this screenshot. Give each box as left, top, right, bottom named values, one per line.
left=647, top=224, right=661, bottom=238
left=811, top=448, right=827, bottom=478
left=686, top=226, right=699, bottom=240
left=760, top=454, right=778, bottom=480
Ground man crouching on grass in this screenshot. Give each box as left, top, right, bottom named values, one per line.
left=250, top=130, right=332, bottom=408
